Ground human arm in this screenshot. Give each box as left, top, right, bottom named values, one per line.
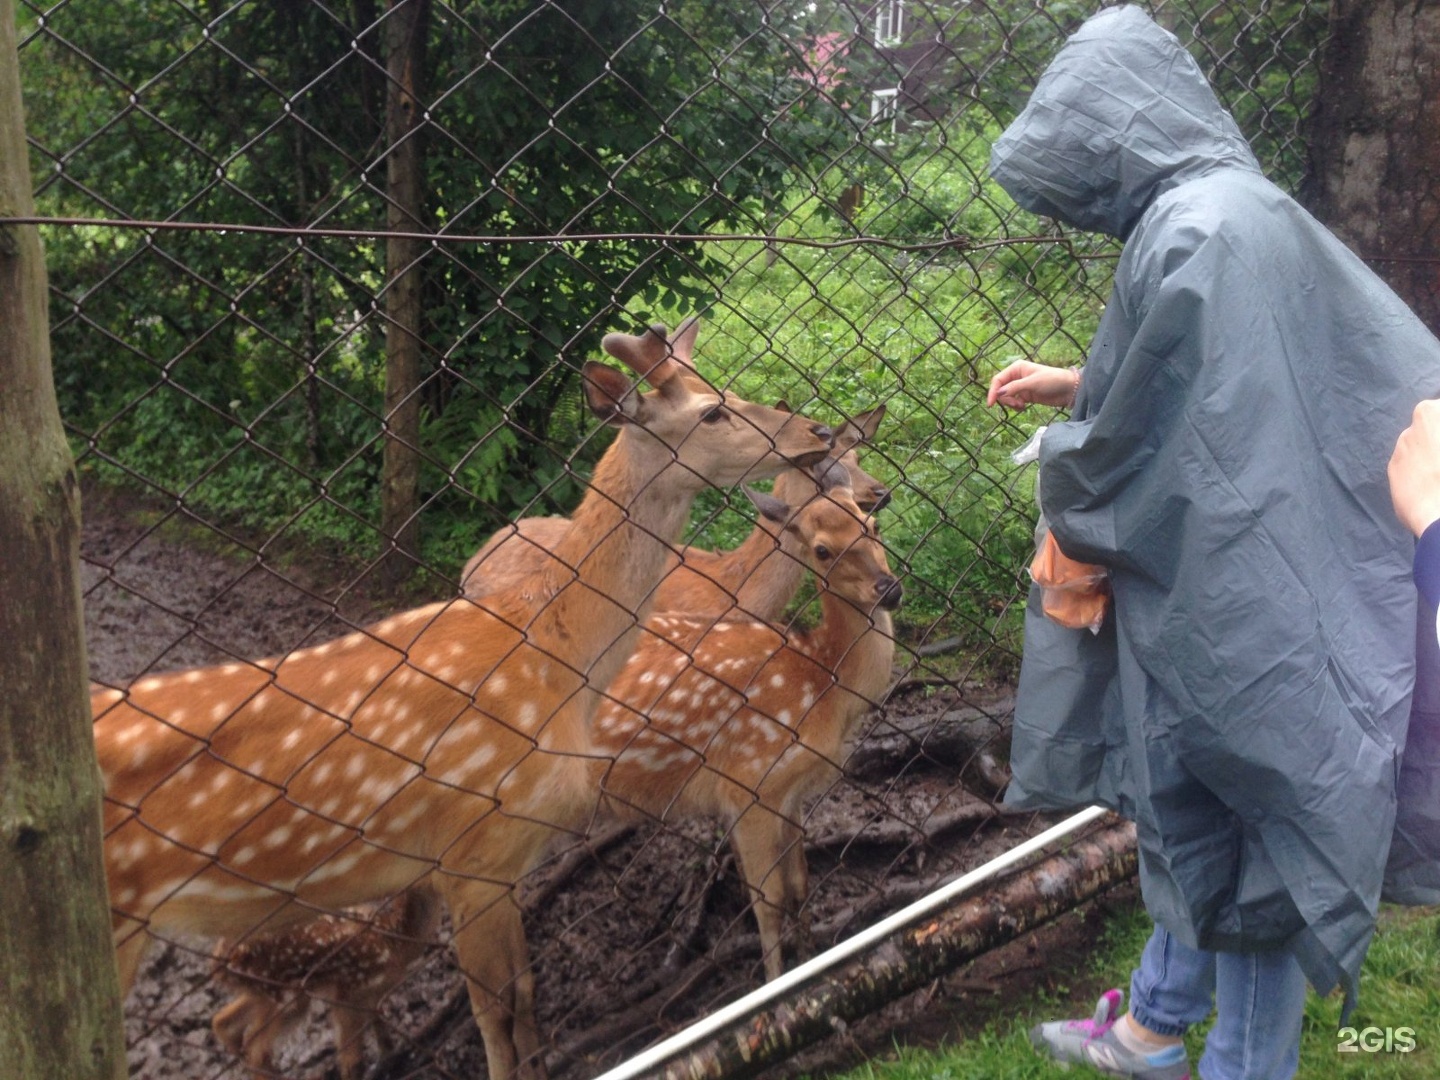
left=986, top=360, right=1082, bottom=410
left=1389, top=399, right=1440, bottom=613
left=1389, top=399, right=1440, bottom=539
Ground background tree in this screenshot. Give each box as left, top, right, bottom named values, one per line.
left=1305, top=0, right=1440, bottom=335
left=19, top=0, right=851, bottom=580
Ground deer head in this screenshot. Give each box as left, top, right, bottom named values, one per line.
left=584, top=320, right=833, bottom=492
left=745, top=467, right=902, bottom=614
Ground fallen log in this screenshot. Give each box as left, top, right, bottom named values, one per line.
left=656, top=820, right=1137, bottom=1080
left=802, top=800, right=1003, bottom=854
left=847, top=702, right=1012, bottom=797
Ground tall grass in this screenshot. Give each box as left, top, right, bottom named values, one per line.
left=630, top=130, right=1112, bottom=666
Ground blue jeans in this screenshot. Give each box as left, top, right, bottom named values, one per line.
left=1128, top=924, right=1308, bottom=1080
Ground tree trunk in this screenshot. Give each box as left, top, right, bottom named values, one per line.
left=1305, top=0, right=1440, bottom=335
left=379, top=0, right=429, bottom=586
left=0, top=2, right=128, bottom=1075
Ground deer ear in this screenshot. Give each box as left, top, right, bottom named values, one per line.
left=773, top=399, right=792, bottom=414
left=742, top=486, right=792, bottom=525
left=583, top=362, right=641, bottom=426
left=669, top=316, right=701, bottom=369
left=602, top=326, right=683, bottom=391
left=812, top=456, right=851, bottom=493
left=835, top=404, right=886, bottom=450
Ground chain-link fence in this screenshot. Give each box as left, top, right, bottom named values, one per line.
left=16, top=1, right=1329, bottom=1077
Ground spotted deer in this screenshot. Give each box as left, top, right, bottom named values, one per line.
left=211, top=887, right=441, bottom=1080
left=594, top=474, right=901, bottom=979
left=92, top=321, right=833, bottom=1080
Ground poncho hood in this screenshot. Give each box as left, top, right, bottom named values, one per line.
left=989, top=5, right=1261, bottom=237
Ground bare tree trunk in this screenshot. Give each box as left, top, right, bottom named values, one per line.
left=1305, top=0, right=1440, bottom=335
left=379, top=0, right=429, bottom=586
left=0, top=2, right=128, bottom=1075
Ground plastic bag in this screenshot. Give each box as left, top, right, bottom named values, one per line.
left=1012, top=428, right=1111, bottom=634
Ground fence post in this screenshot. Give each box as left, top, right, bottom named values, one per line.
left=0, top=1, right=128, bottom=1076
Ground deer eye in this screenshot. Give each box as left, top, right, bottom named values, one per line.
left=814, top=544, right=832, bottom=561
left=700, top=405, right=726, bottom=424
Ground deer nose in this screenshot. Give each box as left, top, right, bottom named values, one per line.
left=867, top=486, right=893, bottom=513
left=876, top=574, right=903, bottom=610
left=810, top=423, right=834, bottom=446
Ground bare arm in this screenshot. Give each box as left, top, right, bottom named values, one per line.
left=986, top=360, right=1082, bottom=410
left=1389, top=399, right=1440, bottom=538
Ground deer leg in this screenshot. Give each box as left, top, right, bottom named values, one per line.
left=328, top=1000, right=376, bottom=1080
left=437, top=876, right=545, bottom=1080
left=729, top=810, right=809, bottom=982
left=213, top=991, right=305, bottom=1080
left=112, top=922, right=150, bottom=995
left=369, top=1006, right=397, bottom=1060
left=779, top=836, right=814, bottom=965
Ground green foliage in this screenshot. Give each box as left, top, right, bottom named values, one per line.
left=619, top=122, right=1101, bottom=650
left=20, top=0, right=1320, bottom=656
left=22, top=0, right=854, bottom=559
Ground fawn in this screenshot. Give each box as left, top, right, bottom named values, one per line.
left=594, top=472, right=901, bottom=980
left=211, top=886, right=440, bottom=1080
left=460, top=322, right=890, bottom=622
left=92, top=321, right=833, bottom=1080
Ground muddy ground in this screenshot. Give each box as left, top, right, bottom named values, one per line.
left=81, top=485, right=1137, bottom=1080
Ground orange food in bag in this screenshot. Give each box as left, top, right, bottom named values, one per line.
left=1029, top=529, right=1110, bottom=632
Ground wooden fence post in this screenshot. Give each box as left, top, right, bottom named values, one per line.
left=0, top=2, right=129, bottom=1076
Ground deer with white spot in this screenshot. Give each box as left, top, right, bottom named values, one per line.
left=594, top=471, right=901, bottom=979
left=211, top=886, right=440, bottom=1080
left=92, top=321, right=834, bottom=1080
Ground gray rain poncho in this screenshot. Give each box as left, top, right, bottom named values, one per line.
left=989, top=5, right=1440, bottom=1008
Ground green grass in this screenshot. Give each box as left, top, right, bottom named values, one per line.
left=828, top=905, right=1440, bottom=1080
left=614, top=140, right=1110, bottom=654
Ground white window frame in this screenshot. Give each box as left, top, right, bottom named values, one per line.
left=871, top=87, right=899, bottom=134
left=874, top=0, right=903, bottom=46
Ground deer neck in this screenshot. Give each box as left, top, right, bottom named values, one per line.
left=811, top=589, right=895, bottom=706
left=532, top=429, right=697, bottom=687
left=728, top=527, right=805, bottom=620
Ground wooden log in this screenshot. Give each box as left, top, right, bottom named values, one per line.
left=847, top=702, right=1012, bottom=797
left=657, top=821, right=1136, bottom=1080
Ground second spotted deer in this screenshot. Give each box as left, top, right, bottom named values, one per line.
left=594, top=472, right=901, bottom=979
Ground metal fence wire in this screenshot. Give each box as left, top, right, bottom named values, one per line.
left=17, top=1, right=1330, bottom=1077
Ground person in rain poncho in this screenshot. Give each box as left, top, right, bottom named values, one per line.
left=984, top=7, right=1440, bottom=1080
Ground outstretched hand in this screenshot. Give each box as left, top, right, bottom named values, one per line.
left=1389, top=399, right=1440, bottom=538
left=987, top=359, right=1080, bottom=410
